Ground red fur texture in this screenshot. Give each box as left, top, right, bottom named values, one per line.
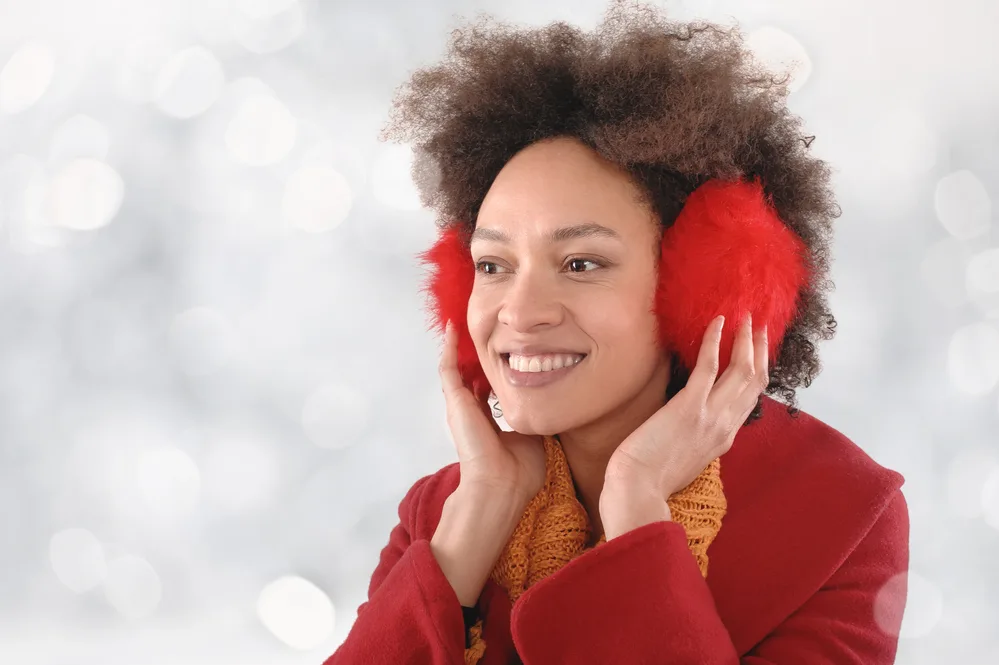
left=417, top=177, right=809, bottom=401
left=655, top=177, right=810, bottom=374
left=416, top=225, right=492, bottom=402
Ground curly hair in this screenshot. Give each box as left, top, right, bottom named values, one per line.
left=381, top=0, right=839, bottom=424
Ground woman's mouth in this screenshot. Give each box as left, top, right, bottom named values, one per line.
left=500, top=353, right=587, bottom=388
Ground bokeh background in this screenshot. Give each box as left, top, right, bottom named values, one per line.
left=1, top=0, right=997, bottom=662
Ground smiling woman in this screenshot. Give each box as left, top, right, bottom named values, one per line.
left=323, top=2, right=909, bottom=664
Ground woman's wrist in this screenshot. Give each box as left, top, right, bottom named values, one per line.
left=431, top=485, right=526, bottom=605
left=599, top=478, right=672, bottom=541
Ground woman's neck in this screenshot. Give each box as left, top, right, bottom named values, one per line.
left=556, top=357, right=672, bottom=543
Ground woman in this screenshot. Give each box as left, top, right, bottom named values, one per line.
left=324, top=2, right=909, bottom=663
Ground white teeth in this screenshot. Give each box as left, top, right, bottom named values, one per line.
left=507, top=353, right=584, bottom=372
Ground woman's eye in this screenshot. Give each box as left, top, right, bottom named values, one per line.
left=566, top=258, right=600, bottom=272
left=474, top=261, right=502, bottom=275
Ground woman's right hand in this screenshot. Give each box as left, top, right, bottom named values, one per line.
left=439, top=320, right=547, bottom=505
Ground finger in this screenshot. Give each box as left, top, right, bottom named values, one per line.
left=438, top=321, right=466, bottom=401
left=743, top=322, right=769, bottom=409
left=732, top=322, right=770, bottom=425
left=685, top=314, right=726, bottom=399
left=756, top=324, right=769, bottom=390
left=707, top=312, right=756, bottom=412
left=440, top=322, right=501, bottom=434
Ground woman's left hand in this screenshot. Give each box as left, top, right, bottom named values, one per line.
left=603, top=313, right=769, bottom=506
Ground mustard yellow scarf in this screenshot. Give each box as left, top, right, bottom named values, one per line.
left=464, top=434, right=727, bottom=664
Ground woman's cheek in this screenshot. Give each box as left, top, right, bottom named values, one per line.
left=465, top=302, right=498, bottom=384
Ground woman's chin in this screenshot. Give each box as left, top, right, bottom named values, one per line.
left=501, top=410, right=575, bottom=438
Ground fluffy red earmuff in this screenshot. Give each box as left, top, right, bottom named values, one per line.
left=417, top=176, right=810, bottom=403
left=655, top=177, right=810, bottom=374
left=416, top=225, right=494, bottom=402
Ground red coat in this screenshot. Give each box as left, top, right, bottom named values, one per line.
left=323, top=396, right=909, bottom=664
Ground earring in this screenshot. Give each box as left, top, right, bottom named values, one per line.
left=489, top=391, right=503, bottom=419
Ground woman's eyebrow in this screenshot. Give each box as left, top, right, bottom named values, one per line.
left=470, top=222, right=622, bottom=245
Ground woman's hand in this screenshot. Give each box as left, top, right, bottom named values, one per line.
left=432, top=321, right=548, bottom=606
left=604, top=313, right=769, bottom=504
left=439, top=320, right=547, bottom=504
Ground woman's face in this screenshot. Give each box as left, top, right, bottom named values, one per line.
left=468, top=136, right=670, bottom=436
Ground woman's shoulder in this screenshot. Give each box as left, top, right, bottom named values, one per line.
left=718, top=394, right=906, bottom=578
left=710, top=397, right=909, bottom=651
left=729, top=395, right=905, bottom=496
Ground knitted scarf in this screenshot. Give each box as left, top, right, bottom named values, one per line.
left=464, top=433, right=727, bottom=664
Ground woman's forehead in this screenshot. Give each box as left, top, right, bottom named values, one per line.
left=486, top=138, right=640, bottom=198
left=474, top=196, right=658, bottom=248
left=476, top=140, right=654, bottom=234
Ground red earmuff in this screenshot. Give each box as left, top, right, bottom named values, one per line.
left=655, top=177, right=810, bottom=374
left=416, top=225, right=493, bottom=403
left=416, top=176, right=810, bottom=402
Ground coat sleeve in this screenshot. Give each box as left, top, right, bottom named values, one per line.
left=321, top=475, right=467, bottom=665
left=509, top=490, right=910, bottom=665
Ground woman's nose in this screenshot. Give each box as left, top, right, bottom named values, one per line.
left=495, top=267, right=564, bottom=331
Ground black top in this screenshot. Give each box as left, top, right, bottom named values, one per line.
left=461, top=604, right=480, bottom=648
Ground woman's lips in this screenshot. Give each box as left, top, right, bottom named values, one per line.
left=501, top=355, right=586, bottom=387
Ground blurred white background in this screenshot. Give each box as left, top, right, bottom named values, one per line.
left=0, top=0, right=997, bottom=663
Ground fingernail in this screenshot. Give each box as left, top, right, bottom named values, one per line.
left=717, top=315, right=726, bottom=329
